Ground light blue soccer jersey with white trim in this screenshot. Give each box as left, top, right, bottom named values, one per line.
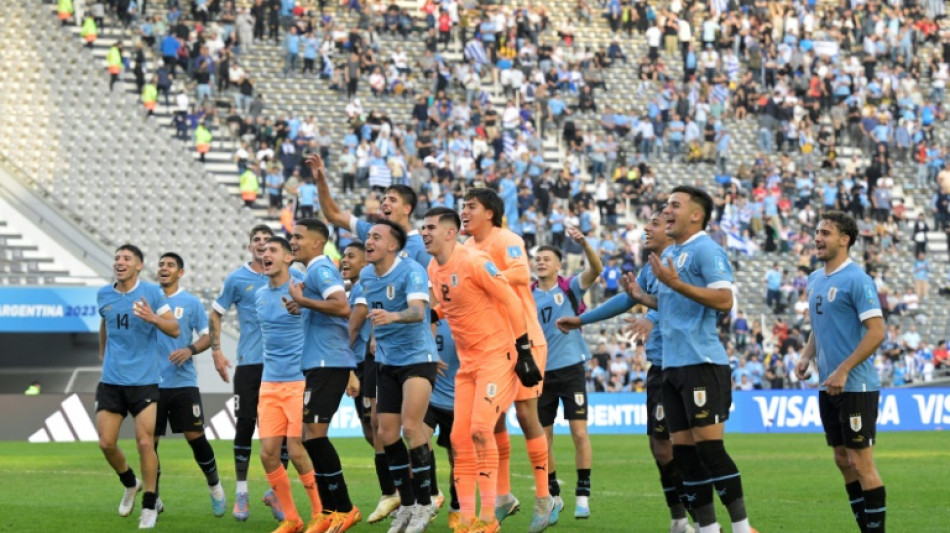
left=349, top=281, right=370, bottom=363
left=636, top=263, right=664, bottom=367
left=352, top=217, right=431, bottom=267
left=301, top=255, right=355, bottom=370
left=255, top=280, right=305, bottom=382
left=807, top=259, right=883, bottom=392
left=430, top=319, right=459, bottom=410
left=98, top=281, right=170, bottom=386
left=158, top=289, right=209, bottom=388
left=533, top=276, right=592, bottom=371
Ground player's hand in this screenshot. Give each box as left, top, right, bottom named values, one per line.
left=514, top=334, right=542, bottom=387
left=132, top=297, right=157, bottom=323
left=566, top=225, right=585, bottom=243
left=620, top=272, right=644, bottom=302
left=648, top=253, right=680, bottom=287
left=822, top=366, right=847, bottom=396
left=555, top=316, right=582, bottom=333
left=282, top=296, right=301, bottom=315
left=436, top=359, right=449, bottom=377
left=346, top=371, right=360, bottom=397
left=368, top=309, right=397, bottom=326
left=212, top=349, right=232, bottom=383
left=794, top=357, right=811, bottom=382
left=305, top=153, right=326, bottom=179
left=624, top=316, right=653, bottom=341
left=168, top=348, right=193, bottom=366
left=288, top=280, right=306, bottom=304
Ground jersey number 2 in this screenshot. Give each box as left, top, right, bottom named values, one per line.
left=815, top=296, right=823, bottom=315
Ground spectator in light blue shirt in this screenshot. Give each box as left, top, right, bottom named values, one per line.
left=765, top=263, right=782, bottom=311
left=283, top=27, right=300, bottom=77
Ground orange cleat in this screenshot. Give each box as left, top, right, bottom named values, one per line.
left=272, top=519, right=305, bottom=533
left=303, top=512, right=335, bottom=533
left=327, top=506, right=362, bottom=533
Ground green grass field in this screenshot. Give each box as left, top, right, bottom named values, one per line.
left=1, top=432, right=947, bottom=532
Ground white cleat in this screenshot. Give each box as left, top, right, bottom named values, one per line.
left=387, top=505, right=414, bottom=533
left=670, top=517, right=695, bottom=533
left=138, top=508, right=158, bottom=529
left=368, top=493, right=402, bottom=523
left=406, top=503, right=438, bottom=533
left=119, top=479, right=143, bottom=517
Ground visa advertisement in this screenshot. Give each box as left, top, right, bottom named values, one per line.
left=0, top=287, right=100, bottom=333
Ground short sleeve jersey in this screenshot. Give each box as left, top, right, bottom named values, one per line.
left=636, top=263, right=664, bottom=367
left=98, top=281, right=171, bottom=386
left=358, top=258, right=438, bottom=366
left=464, top=227, right=546, bottom=347
left=349, top=281, right=370, bottom=363
left=428, top=245, right=517, bottom=368
left=351, top=216, right=431, bottom=267
left=430, top=319, right=459, bottom=410
left=301, top=255, right=355, bottom=370
left=255, top=280, right=305, bottom=382
left=213, top=263, right=303, bottom=365
left=157, top=289, right=210, bottom=388
left=657, top=232, right=733, bottom=368
left=807, top=259, right=883, bottom=392
left=533, top=276, right=592, bottom=371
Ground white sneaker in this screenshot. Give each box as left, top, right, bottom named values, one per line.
left=386, top=505, right=414, bottom=533
left=119, top=479, right=143, bottom=517
left=368, top=493, right=401, bottom=523
left=405, top=503, right=436, bottom=533
left=670, top=518, right=695, bottom=533
left=138, top=508, right=158, bottom=529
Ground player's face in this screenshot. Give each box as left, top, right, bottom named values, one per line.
left=533, top=250, right=560, bottom=279
left=365, top=225, right=396, bottom=264
left=290, top=225, right=323, bottom=264
left=340, top=246, right=366, bottom=281
left=420, top=216, right=455, bottom=255
left=157, top=257, right=183, bottom=288
left=662, top=192, right=699, bottom=240
left=113, top=250, right=142, bottom=282
left=248, top=231, right=272, bottom=262
left=460, top=198, right=491, bottom=236
left=381, top=191, right=410, bottom=222
left=643, top=212, right=668, bottom=252
left=261, top=243, right=290, bottom=277
left=814, top=219, right=848, bottom=262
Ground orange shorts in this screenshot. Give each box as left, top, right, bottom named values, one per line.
left=108, top=66, right=121, bottom=75
left=84, top=34, right=97, bottom=43
left=58, top=11, right=71, bottom=20
left=196, top=143, right=210, bottom=154
left=452, top=365, right=519, bottom=446
left=514, top=344, right=547, bottom=401
left=144, top=101, right=157, bottom=111
left=257, top=380, right=305, bottom=439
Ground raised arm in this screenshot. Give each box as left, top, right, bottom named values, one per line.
left=568, top=226, right=603, bottom=289
left=306, top=153, right=352, bottom=229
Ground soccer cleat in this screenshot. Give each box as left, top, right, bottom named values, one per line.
left=493, top=492, right=520, bottom=523
left=119, top=478, right=143, bottom=517
left=304, top=512, right=335, bottom=533
left=368, top=493, right=402, bottom=523
left=272, top=519, right=306, bottom=533
left=327, top=506, right=362, bottom=533
left=156, top=498, right=164, bottom=514
left=406, top=503, right=439, bottom=533
left=447, top=507, right=461, bottom=530
left=233, top=492, right=250, bottom=521
left=528, top=495, right=556, bottom=533
left=669, top=518, right=694, bottom=533
left=468, top=519, right=500, bottom=533
left=210, top=484, right=227, bottom=517
left=551, top=496, right=564, bottom=525
left=138, top=508, right=158, bottom=529
left=264, top=488, right=286, bottom=521
left=573, top=496, right=588, bottom=520
left=387, top=505, right=414, bottom=533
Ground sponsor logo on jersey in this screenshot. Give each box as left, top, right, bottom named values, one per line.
left=828, top=287, right=838, bottom=303
left=245, top=284, right=255, bottom=292
left=174, top=306, right=184, bottom=319
left=386, top=285, right=395, bottom=300
left=693, top=388, right=707, bottom=407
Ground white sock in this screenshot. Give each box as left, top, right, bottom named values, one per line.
left=236, top=481, right=248, bottom=494
left=575, top=495, right=589, bottom=508
left=211, top=483, right=225, bottom=499
left=732, top=518, right=751, bottom=533
left=699, top=524, right=720, bottom=533
left=671, top=517, right=689, bottom=531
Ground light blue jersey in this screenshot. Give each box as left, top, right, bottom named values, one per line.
left=636, top=263, right=665, bottom=367
left=213, top=263, right=303, bottom=366
left=351, top=217, right=431, bottom=267
left=301, top=255, right=355, bottom=370
left=357, top=258, right=438, bottom=366
left=807, top=259, right=882, bottom=392
left=98, top=281, right=170, bottom=386
left=431, top=319, right=459, bottom=410
left=533, top=276, right=591, bottom=371
left=157, top=289, right=209, bottom=388
left=658, top=232, right=733, bottom=368
left=348, top=281, right=370, bottom=363
left=255, top=280, right=305, bottom=382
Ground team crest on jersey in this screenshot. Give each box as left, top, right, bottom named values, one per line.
left=693, top=388, right=707, bottom=407
left=486, top=383, right=497, bottom=398
left=245, top=284, right=255, bottom=292
left=174, top=307, right=184, bottom=319
left=304, top=390, right=311, bottom=405
left=828, top=287, right=838, bottom=303
left=386, top=285, right=395, bottom=300
left=507, top=246, right=522, bottom=258
left=399, top=250, right=409, bottom=259
left=450, top=274, right=459, bottom=287
left=849, top=414, right=862, bottom=432
left=554, top=293, right=565, bottom=306
left=676, top=252, right=689, bottom=269
left=655, top=404, right=665, bottom=421
left=575, top=393, right=585, bottom=406
left=192, top=403, right=201, bottom=418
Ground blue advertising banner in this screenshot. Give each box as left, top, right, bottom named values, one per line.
left=0, top=287, right=100, bottom=333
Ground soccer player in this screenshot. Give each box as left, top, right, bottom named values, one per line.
left=255, top=236, right=324, bottom=533
left=625, top=186, right=755, bottom=533
left=153, top=252, right=228, bottom=517
left=423, top=316, right=461, bottom=528
left=288, top=219, right=362, bottom=533
left=531, top=226, right=602, bottom=520
left=357, top=220, right=439, bottom=533
left=96, top=244, right=180, bottom=529
left=210, top=224, right=302, bottom=521
left=795, top=211, right=887, bottom=533
left=343, top=240, right=401, bottom=523
left=460, top=188, right=556, bottom=530
left=422, top=207, right=540, bottom=533
left=558, top=212, right=695, bottom=533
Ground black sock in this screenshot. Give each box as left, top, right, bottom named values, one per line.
left=317, top=437, right=354, bottom=512
left=863, top=486, right=886, bottom=533
left=234, top=417, right=255, bottom=485
left=384, top=440, right=416, bottom=507
left=696, top=440, right=746, bottom=523
left=375, top=452, right=396, bottom=495
left=188, top=435, right=220, bottom=487
left=658, top=460, right=687, bottom=520
left=429, top=448, right=440, bottom=497
left=280, top=439, right=290, bottom=470
left=119, top=467, right=137, bottom=488
left=845, top=481, right=869, bottom=533
left=409, top=445, right=433, bottom=505
left=142, top=491, right=157, bottom=511
left=449, top=465, right=459, bottom=509
left=548, top=471, right=561, bottom=497
left=303, top=439, right=335, bottom=512
left=674, top=444, right=715, bottom=527
left=576, top=468, right=591, bottom=497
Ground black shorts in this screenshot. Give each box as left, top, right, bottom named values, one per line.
left=662, top=364, right=732, bottom=434
left=423, top=404, right=454, bottom=449
left=303, top=367, right=351, bottom=424
left=156, top=386, right=205, bottom=436
left=233, top=364, right=264, bottom=420
left=269, top=192, right=283, bottom=208
left=819, top=391, right=879, bottom=449
left=95, top=382, right=160, bottom=418
left=646, top=365, right=669, bottom=439
left=537, top=363, right=588, bottom=427
left=376, top=362, right=438, bottom=415
left=353, top=354, right=378, bottom=423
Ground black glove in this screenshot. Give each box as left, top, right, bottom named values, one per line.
left=514, top=334, right=542, bottom=387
